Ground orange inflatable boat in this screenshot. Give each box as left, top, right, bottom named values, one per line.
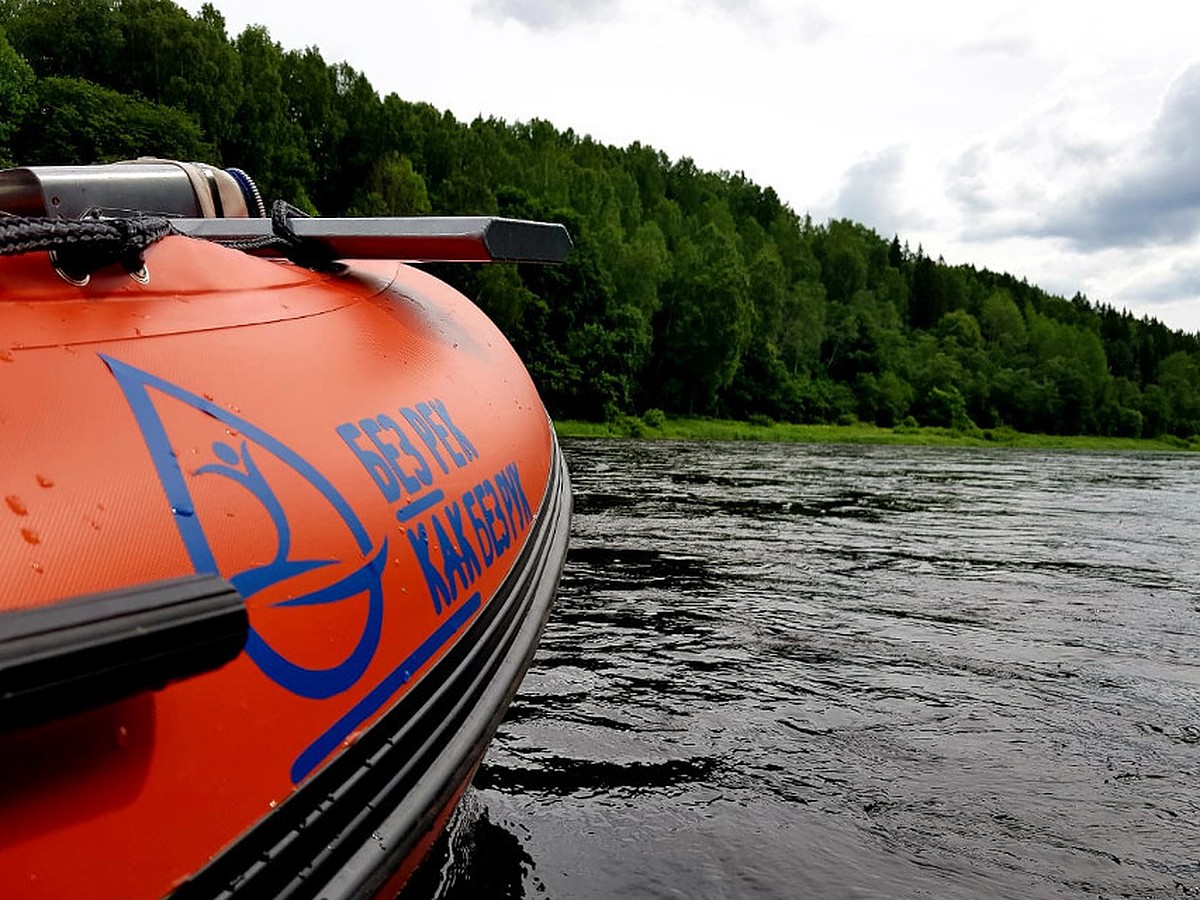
left=0, top=160, right=572, bottom=898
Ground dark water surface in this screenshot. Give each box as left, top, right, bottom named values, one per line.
left=409, top=440, right=1200, bottom=899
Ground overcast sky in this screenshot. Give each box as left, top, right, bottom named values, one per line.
left=178, top=0, right=1200, bottom=332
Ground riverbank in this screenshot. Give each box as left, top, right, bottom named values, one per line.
left=554, top=416, right=1200, bottom=452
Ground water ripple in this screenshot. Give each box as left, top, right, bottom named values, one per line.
left=408, top=440, right=1200, bottom=899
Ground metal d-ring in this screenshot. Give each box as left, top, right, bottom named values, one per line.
left=49, top=251, right=90, bottom=287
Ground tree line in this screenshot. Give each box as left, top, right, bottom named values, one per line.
left=2, top=0, right=1199, bottom=437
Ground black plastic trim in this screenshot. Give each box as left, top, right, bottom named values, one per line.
left=169, top=437, right=572, bottom=900
left=0, top=575, right=247, bottom=732
left=169, top=216, right=574, bottom=264
left=480, top=218, right=574, bottom=263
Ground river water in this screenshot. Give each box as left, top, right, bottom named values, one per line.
left=407, top=439, right=1200, bottom=899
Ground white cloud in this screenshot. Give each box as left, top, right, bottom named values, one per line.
left=956, top=33, right=1033, bottom=58
left=471, top=0, right=619, bottom=31
left=825, top=146, right=925, bottom=237
left=1035, top=63, right=1200, bottom=250
left=1112, top=254, right=1200, bottom=308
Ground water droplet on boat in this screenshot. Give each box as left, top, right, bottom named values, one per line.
left=0, top=349, right=12, bottom=362
left=21, top=528, right=39, bottom=545
left=171, top=505, right=195, bottom=518
left=36, top=474, right=54, bottom=488
left=5, top=495, right=27, bottom=515
left=203, top=393, right=214, bottom=402
left=31, top=561, right=43, bottom=574
left=115, top=726, right=129, bottom=748
left=268, top=799, right=277, bottom=809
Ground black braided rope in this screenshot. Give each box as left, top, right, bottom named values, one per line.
left=0, top=202, right=339, bottom=278
left=209, top=200, right=340, bottom=272
left=0, top=214, right=172, bottom=279
left=0, top=215, right=171, bottom=259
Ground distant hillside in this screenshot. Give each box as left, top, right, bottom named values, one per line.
left=2, top=0, right=1198, bottom=437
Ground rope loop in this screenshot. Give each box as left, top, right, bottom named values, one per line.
left=269, top=200, right=339, bottom=272
left=0, top=213, right=171, bottom=279
left=0, top=201, right=341, bottom=278
left=205, top=201, right=340, bottom=272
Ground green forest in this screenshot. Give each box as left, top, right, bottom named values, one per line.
left=2, top=0, right=1199, bottom=438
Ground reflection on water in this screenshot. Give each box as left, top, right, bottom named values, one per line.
left=403, top=793, right=537, bottom=900
left=408, top=440, right=1200, bottom=899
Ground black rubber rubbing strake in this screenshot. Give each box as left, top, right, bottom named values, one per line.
left=0, top=575, right=247, bottom=731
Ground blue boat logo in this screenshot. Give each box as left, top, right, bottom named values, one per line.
left=101, top=354, right=387, bottom=701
